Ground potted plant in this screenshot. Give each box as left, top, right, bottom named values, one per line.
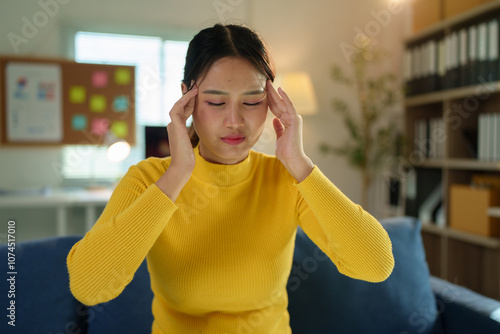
left=319, top=40, right=402, bottom=209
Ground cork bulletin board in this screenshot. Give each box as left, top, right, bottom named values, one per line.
left=0, top=56, right=135, bottom=146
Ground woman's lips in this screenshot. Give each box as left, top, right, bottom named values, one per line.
left=221, top=136, right=245, bottom=145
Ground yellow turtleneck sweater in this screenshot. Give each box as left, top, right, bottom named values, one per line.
left=67, top=146, right=394, bottom=333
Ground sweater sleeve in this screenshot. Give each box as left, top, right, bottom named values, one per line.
left=67, top=159, right=177, bottom=306
left=294, top=166, right=394, bottom=283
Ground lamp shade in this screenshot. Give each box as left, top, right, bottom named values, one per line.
left=274, top=72, right=318, bottom=115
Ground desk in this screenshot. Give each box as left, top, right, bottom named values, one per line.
left=0, top=188, right=112, bottom=235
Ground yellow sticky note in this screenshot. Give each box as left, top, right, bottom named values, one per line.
left=69, top=86, right=86, bottom=104
left=111, top=121, right=128, bottom=138
left=90, top=95, right=106, bottom=113
left=114, top=68, right=131, bottom=85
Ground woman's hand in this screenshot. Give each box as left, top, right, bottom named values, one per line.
left=156, top=84, right=198, bottom=201
left=266, top=80, right=314, bottom=182
left=167, top=84, right=198, bottom=172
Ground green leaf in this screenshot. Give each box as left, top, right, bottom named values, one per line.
left=331, top=65, right=352, bottom=85
left=332, top=98, right=351, bottom=115
left=344, top=114, right=361, bottom=141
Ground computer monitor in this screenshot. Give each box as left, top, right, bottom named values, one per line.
left=144, top=126, right=170, bottom=158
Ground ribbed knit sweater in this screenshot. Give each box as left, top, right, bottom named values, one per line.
left=67, top=145, right=394, bottom=333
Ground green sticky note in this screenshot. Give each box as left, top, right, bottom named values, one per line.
left=111, top=121, right=128, bottom=138
left=114, top=68, right=131, bottom=85
left=90, top=95, right=106, bottom=113
left=69, top=86, right=86, bottom=104
left=71, top=114, right=87, bottom=130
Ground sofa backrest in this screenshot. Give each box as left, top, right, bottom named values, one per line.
left=287, top=216, right=445, bottom=334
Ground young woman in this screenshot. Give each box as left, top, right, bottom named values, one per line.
left=67, top=24, right=394, bottom=333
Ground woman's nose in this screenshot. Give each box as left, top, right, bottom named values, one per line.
left=224, top=105, right=244, bottom=128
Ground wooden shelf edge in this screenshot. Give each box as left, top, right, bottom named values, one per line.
left=409, top=159, right=500, bottom=171
left=421, top=223, right=500, bottom=248
left=405, top=82, right=500, bottom=107
left=444, top=159, right=500, bottom=171
left=412, top=159, right=446, bottom=169
left=405, top=91, right=445, bottom=107
left=406, top=0, right=500, bottom=44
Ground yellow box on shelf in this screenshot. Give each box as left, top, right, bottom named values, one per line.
left=412, top=0, right=443, bottom=33
left=450, top=184, right=500, bottom=237
left=443, top=0, right=495, bottom=19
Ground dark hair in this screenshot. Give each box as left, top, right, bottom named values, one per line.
left=183, top=24, right=276, bottom=146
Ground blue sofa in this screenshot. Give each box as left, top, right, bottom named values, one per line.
left=1, top=217, right=499, bottom=333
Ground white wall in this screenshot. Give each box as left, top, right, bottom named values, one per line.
left=0, top=0, right=411, bottom=219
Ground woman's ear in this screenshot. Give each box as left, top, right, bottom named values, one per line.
left=181, top=82, right=188, bottom=95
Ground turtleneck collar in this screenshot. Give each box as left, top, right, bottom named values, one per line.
left=191, top=145, right=256, bottom=187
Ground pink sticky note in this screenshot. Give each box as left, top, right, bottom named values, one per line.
left=91, top=118, right=110, bottom=136
left=92, top=71, right=108, bottom=88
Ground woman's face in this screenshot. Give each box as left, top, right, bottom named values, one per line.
left=189, top=57, right=268, bottom=165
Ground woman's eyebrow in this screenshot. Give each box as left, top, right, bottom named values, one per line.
left=202, top=89, right=228, bottom=95
left=244, top=89, right=266, bottom=95
left=201, top=89, right=266, bottom=95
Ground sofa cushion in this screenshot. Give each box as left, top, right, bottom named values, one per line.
left=0, top=235, right=88, bottom=334
left=287, top=216, right=445, bottom=334
left=86, top=260, right=154, bottom=334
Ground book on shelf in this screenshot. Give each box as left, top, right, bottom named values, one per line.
left=488, top=18, right=499, bottom=82
left=459, top=28, right=468, bottom=87
left=438, top=39, right=447, bottom=92
left=468, top=25, right=478, bottom=87
left=414, top=117, right=445, bottom=159
left=478, top=113, right=500, bottom=161
left=446, top=31, right=459, bottom=90
left=405, top=15, right=500, bottom=96
left=477, top=22, right=489, bottom=85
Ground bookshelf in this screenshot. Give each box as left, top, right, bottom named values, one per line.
left=405, top=0, right=500, bottom=300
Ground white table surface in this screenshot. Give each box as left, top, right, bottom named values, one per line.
left=0, top=188, right=112, bottom=235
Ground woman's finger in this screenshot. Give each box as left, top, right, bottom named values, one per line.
left=277, top=87, right=297, bottom=116
left=266, top=80, right=284, bottom=118
left=171, top=85, right=198, bottom=120
left=273, top=117, right=284, bottom=139
left=175, top=85, right=198, bottom=108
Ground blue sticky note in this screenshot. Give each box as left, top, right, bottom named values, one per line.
left=113, top=95, right=130, bottom=112
left=72, top=114, right=87, bottom=130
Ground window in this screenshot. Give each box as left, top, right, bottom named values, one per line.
left=61, top=32, right=189, bottom=181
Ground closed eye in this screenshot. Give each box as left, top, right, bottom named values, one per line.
left=207, top=102, right=225, bottom=107
left=244, top=102, right=263, bottom=106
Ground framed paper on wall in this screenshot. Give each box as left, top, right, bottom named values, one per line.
left=5, top=62, right=63, bottom=143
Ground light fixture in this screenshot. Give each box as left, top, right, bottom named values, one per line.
left=105, top=131, right=130, bottom=162
left=274, top=71, right=318, bottom=115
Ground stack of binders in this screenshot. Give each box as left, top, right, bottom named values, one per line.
left=405, top=16, right=500, bottom=96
